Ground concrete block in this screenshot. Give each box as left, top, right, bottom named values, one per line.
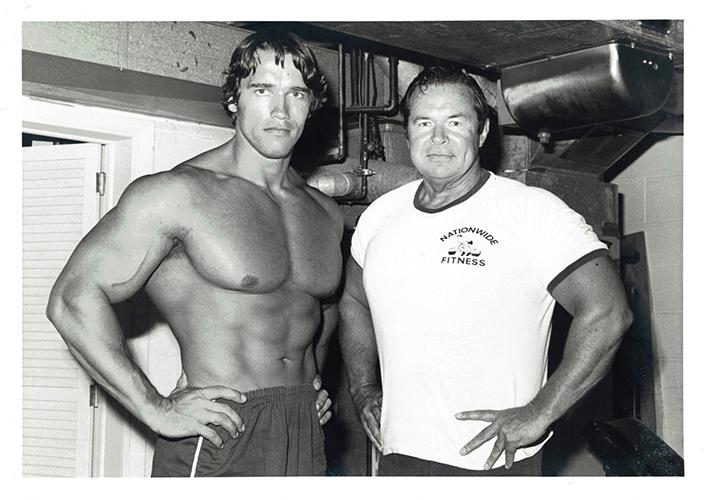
left=643, top=220, right=683, bottom=267
left=613, top=135, right=683, bottom=180
left=23, top=22, right=121, bottom=66
left=658, top=384, right=684, bottom=456
left=616, top=177, right=646, bottom=225
left=656, top=358, right=683, bottom=391
left=646, top=175, right=683, bottom=223
left=124, top=22, right=343, bottom=95
left=125, top=22, right=242, bottom=86
left=651, top=312, right=683, bottom=360
left=649, top=266, right=683, bottom=314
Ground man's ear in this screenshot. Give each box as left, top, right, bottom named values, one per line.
left=478, top=119, right=490, bottom=148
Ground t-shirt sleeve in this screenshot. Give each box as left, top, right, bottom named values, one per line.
left=524, top=187, right=608, bottom=293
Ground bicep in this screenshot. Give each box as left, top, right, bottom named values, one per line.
left=551, top=254, right=628, bottom=320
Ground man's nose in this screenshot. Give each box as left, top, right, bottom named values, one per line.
left=271, top=94, right=289, bottom=120
left=431, top=125, right=447, bottom=145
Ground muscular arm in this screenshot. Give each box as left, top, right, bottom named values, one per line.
left=315, top=302, right=338, bottom=372
left=339, top=257, right=383, bottom=449
left=46, top=172, right=245, bottom=445
left=529, top=254, right=633, bottom=424
left=309, top=301, right=338, bottom=426
left=308, top=187, right=344, bottom=373
left=457, top=254, right=633, bottom=468
left=307, top=190, right=344, bottom=425
left=46, top=174, right=178, bottom=426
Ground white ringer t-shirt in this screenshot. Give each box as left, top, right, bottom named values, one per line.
left=350, top=171, right=607, bottom=470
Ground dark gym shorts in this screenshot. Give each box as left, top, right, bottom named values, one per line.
left=378, top=449, right=543, bottom=476
left=151, top=384, right=326, bottom=477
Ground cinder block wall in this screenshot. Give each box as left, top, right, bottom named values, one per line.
left=612, top=135, right=684, bottom=455
left=22, top=21, right=347, bottom=107
left=22, top=21, right=237, bottom=85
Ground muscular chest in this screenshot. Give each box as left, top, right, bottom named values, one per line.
left=171, top=187, right=341, bottom=296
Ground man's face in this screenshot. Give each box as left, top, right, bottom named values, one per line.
left=406, top=83, right=489, bottom=182
left=234, top=50, right=312, bottom=160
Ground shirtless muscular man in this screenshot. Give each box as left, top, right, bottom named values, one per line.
left=46, top=30, right=343, bottom=477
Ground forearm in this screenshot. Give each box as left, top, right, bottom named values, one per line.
left=339, top=296, right=379, bottom=398
left=529, top=307, right=630, bottom=426
left=47, top=286, right=165, bottom=429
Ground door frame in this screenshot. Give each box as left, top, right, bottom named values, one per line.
left=22, top=95, right=158, bottom=477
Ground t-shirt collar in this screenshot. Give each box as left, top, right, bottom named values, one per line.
left=413, top=168, right=491, bottom=214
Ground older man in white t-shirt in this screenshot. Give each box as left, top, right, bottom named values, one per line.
left=339, top=65, right=632, bottom=475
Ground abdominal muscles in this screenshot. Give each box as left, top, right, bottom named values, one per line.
left=145, top=252, right=322, bottom=391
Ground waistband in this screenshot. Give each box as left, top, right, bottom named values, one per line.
left=243, top=383, right=316, bottom=404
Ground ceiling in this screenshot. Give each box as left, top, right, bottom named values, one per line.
left=226, top=20, right=684, bottom=75
left=225, top=20, right=683, bottom=122
left=223, top=20, right=684, bottom=175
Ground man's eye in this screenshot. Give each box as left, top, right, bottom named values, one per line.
left=448, top=120, right=462, bottom=127
left=417, top=121, right=431, bottom=128
left=254, top=88, right=269, bottom=95
left=291, top=91, right=307, bottom=99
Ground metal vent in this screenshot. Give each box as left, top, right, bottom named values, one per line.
left=501, top=42, right=674, bottom=134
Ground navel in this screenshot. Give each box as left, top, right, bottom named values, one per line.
left=166, top=239, right=186, bottom=259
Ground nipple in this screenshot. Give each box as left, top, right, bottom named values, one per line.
left=240, top=275, right=259, bottom=288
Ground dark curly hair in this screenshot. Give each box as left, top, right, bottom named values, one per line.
left=400, top=66, right=490, bottom=133
left=222, top=30, right=328, bottom=126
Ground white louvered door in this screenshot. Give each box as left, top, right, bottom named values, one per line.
left=22, top=142, right=104, bottom=477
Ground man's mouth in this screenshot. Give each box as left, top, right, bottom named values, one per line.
left=264, top=127, right=292, bottom=135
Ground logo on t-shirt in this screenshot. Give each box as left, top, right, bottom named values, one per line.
left=439, top=226, right=498, bottom=266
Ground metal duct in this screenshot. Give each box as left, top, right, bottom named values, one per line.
left=305, top=159, right=420, bottom=202
left=501, top=42, right=674, bottom=135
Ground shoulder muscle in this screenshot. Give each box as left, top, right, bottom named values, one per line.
left=56, top=170, right=196, bottom=302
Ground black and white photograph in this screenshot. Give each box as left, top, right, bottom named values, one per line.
left=7, top=2, right=699, bottom=497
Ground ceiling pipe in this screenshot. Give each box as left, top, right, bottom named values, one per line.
left=340, top=51, right=401, bottom=201
left=345, top=56, right=399, bottom=116
left=301, top=44, right=347, bottom=168
left=306, top=159, right=420, bottom=203
left=302, top=48, right=403, bottom=202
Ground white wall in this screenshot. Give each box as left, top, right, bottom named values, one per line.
left=612, top=135, right=683, bottom=455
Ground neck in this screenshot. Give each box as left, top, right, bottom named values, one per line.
left=419, top=166, right=486, bottom=210
left=227, top=136, right=293, bottom=190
